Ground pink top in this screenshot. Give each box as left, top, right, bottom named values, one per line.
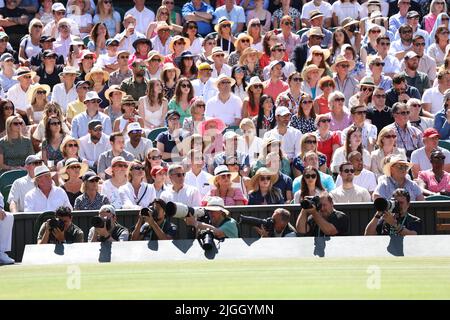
left=263, top=80, right=289, bottom=102
left=327, top=111, right=352, bottom=132
left=418, top=170, right=450, bottom=193
left=424, top=14, right=438, bottom=34
left=202, top=188, right=248, bottom=206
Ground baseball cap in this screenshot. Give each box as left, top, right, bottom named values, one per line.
left=404, top=51, right=419, bottom=60
left=52, top=3, right=66, bottom=12
left=82, top=171, right=101, bottom=182
left=166, top=109, right=181, bottom=120
left=88, top=119, right=102, bottom=130
left=275, top=106, right=291, bottom=117
left=25, top=155, right=42, bottom=166
left=105, top=38, right=119, bottom=47
left=76, top=80, right=90, bottom=89
left=40, top=35, right=56, bottom=42
left=198, top=62, right=213, bottom=71
left=423, top=128, right=441, bottom=139
left=268, top=60, right=285, bottom=70
left=407, top=11, right=420, bottom=19
left=127, top=122, right=143, bottom=134
left=99, top=204, right=116, bottom=215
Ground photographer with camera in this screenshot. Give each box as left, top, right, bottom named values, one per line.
left=253, top=208, right=296, bottom=238
left=131, top=199, right=177, bottom=241
left=185, top=197, right=239, bottom=239
left=365, top=188, right=422, bottom=236
left=295, top=192, right=349, bottom=237
left=88, top=205, right=129, bottom=242
left=37, top=206, right=84, bottom=244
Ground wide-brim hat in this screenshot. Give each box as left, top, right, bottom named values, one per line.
left=214, top=74, right=236, bottom=89
left=307, top=27, right=324, bottom=38
left=169, top=35, right=191, bottom=53
left=366, top=23, right=386, bottom=36
left=174, top=50, right=197, bottom=66
left=13, top=67, right=36, bottom=80
left=33, top=165, right=53, bottom=181
left=331, top=55, right=356, bottom=73
left=59, top=66, right=81, bottom=77
left=301, top=64, right=325, bottom=81
left=342, top=17, right=359, bottom=29
left=239, top=47, right=263, bottom=65
left=105, top=156, right=129, bottom=176
left=27, top=84, right=51, bottom=103
left=104, top=85, right=125, bottom=103
left=250, top=167, right=278, bottom=187
left=160, top=63, right=181, bottom=81
left=383, top=155, right=413, bottom=177
left=155, top=21, right=171, bottom=33
left=60, top=136, right=80, bottom=153
left=132, top=37, right=152, bottom=50
left=59, top=158, right=88, bottom=180
left=358, top=76, right=377, bottom=88
left=199, top=118, right=226, bottom=136
left=208, top=165, right=239, bottom=186
left=214, top=17, right=234, bottom=33
left=85, top=66, right=109, bottom=83
left=234, top=34, right=253, bottom=48
left=83, top=91, right=103, bottom=104
left=308, top=45, right=331, bottom=61
left=246, top=76, right=264, bottom=92
left=208, top=46, right=228, bottom=61
left=203, top=196, right=230, bottom=215
left=146, top=50, right=164, bottom=62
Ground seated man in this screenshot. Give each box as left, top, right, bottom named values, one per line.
left=254, top=208, right=297, bottom=238
left=37, top=206, right=84, bottom=244
left=365, top=188, right=422, bottom=235
left=185, top=196, right=238, bottom=238
left=330, top=162, right=372, bottom=203
left=335, top=151, right=377, bottom=195
left=295, top=191, right=349, bottom=236
left=88, top=205, right=129, bottom=242
left=0, top=193, right=14, bottom=264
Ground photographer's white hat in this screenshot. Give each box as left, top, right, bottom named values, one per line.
left=204, top=196, right=230, bottom=215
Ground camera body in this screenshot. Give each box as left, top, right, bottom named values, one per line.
left=197, top=228, right=215, bottom=250
left=91, top=216, right=112, bottom=230
left=238, top=215, right=274, bottom=233
left=140, top=207, right=158, bottom=220
left=48, top=217, right=65, bottom=231
left=300, top=196, right=322, bottom=211
left=373, top=197, right=400, bottom=214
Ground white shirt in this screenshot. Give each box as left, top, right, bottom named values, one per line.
left=185, top=170, right=213, bottom=198
left=189, top=37, right=204, bottom=56
left=114, top=30, right=146, bottom=55
left=330, top=1, right=361, bottom=25
left=263, top=126, right=302, bottom=161
left=125, top=6, right=155, bottom=35
left=213, top=5, right=246, bottom=35
left=24, top=186, right=72, bottom=212
left=422, top=86, right=445, bottom=115
left=67, top=13, right=93, bottom=38
left=211, top=63, right=232, bottom=78
left=151, top=36, right=171, bottom=56
left=100, top=179, right=124, bottom=209
left=6, top=83, right=31, bottom=111
left=301, top=1, right=332, bottom=20
left=54, top=35, right=75, bottom=58
left=42, top=18, right=80, bottom=38
left=335, top=169, right=378, bottom=193
left=7, top=175, right=34, bottom=212
left=389, top=40, right=412, bottom=55
left=95, top=54, right=118, bottom=69
left=124, top=138, right=153, bottom=162
left=382, top=54, right=401, bottom=75
left=205, top=93, right=242, bottom=126
left=51, top=83, right=78, bottom=113
left=119, top=182, right=156, bottom=209
left=79, top=133, right=110, bottom=167
left=160, top=184, right=202, bottom=207
left=192, top=78, right=218, bottom=104
left=341, top=122, right=378, bottom=150
left=262, top=62, right=296, bottom=81
left=331, top=147, right=371, bottom=173
left=411, top=146, right=450, bottom=171
left=237, top=136, right=263, bottom=163
left=330, top=184, right=371, bottom=203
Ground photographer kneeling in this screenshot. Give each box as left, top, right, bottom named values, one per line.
left=131, top=199, right=177, bottom=241
left=365, top=188, right=422, bottom=236
left=185, top=197, right=239, bottom=239
left=88, top=205, right=129, bottom=242
left=37, top=206, right=84, bottom=244
left=295, top=192, right=349, bottom=236
left=254, top=208, right=297, bottom=238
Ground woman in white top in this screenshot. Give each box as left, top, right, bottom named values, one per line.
left=27, top=84, right=50, bottom=125
left=138, top=79, right=168, bottom=130
left=67, top=0, right=93, bottom=39
left=237, top=118, right=263, bottom=164
left=182, top=21, right=203, bottom=56
left=231, top=66, right=248, bottom=101
left=120, top=160, right=157, bottom=209
left=101, top=157, right=129, bottom=209
left=247, top=18, right=263, bottom=53
left=19, top=19, right=43, bottom=64
left=113, top=96, right=145, bottom=134
left=331, top=0, right=361, bottom=27
left=331, top=126, right=371, bottom=173
left=427, top=24, right=450, bottom=67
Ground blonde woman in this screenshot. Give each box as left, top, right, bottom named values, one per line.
left=248, top=167, right=284, bottom=205
left=146, top=5, right=182, bottom=39
left=19, top=19, right=44, bottom=64
left=292, top=133, right=328, bottom=177
left=119, top=160, right=156, bottom=209
left=237, top=118, right=263, bottom=164
left=26, top=84, right=51, bottom=125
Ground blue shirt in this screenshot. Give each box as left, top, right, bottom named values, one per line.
left=374, top=177, right=423, bottom=201
left=292, top=171, right=335, bottom=194
left=434, top=108, right=450, bottom=140
left=389, top=13, right=407, bottom=34
left=182, top=1, right=214, bottom=36
left=273, top=172, right=292, bottom=202
left=71, top=111, right=112, bottom=139
left=213, top=5, right=246, bottom=35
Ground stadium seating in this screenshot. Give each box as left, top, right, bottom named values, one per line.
left=0, top=169, right=27, bottom=191
left=147, top=127, right=167, bottom=146
left=436, top=211, right=450, bottom=233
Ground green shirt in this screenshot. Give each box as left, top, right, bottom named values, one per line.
left=0, top=137, right=34, bottom=169
left=119, top=77, right=149, bottom=102
left=168, top=99, right=191, bottom=125
left=218, top=217, right=239, bottom=238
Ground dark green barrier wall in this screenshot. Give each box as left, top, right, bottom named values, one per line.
left=10, top=201, right=450, bottom=262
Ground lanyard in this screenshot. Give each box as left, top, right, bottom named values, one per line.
left=395, top=123, right=416, bottom=150
left=389, top=214, right=408, bottom=235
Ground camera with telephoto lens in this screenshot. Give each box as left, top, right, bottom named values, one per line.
left=48, top=217, right=65, bottom=231
left=165, top=202, right=209, bottom=221
left=91, top=216, right=112, bottom=230
left=238, top=215, right=274, bottom=233
left=140, top=207, right=158, bottom=220
left=197, top=228, right=215, bottom=251
left=300, top=196, right=322, bottom=211
left=374, top=198, right=400, bottom=214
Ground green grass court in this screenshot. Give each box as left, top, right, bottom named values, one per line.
left=1, top=257, right=450, bottom=299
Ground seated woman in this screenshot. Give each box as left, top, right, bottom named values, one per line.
left=41, top=115, right=66, bottom=170
left=248, top=167, right=284, bottom=205
left=315, top=114, right=341, bottom=169
left=225, top=155, right=252, bottom=198
left=56, top=136, right=87, bottom=172
left=74, top=171, right=110, bottom=211
left=144, top=148, right=168, bottom=184
left=202, top=165, right=247, bottom=206
left=237, top=118, right=263, bottom=164
left=138, top=79, right=168, bottom=130
left=120, top=160, right=157, bottom=209
left=292, top=133, right=328, bottom=177
left=100, top=156, right=129, bottom=208
left=417, top=149, right=450, bottom=196
left=113, top=95, right=145, bottom=134
left=59, top=158, right=88, bottom=207
left=182, top=97, right=206, bottom=135
left=290, top=93, right=317, bottom=134
left=0, top=100, right=15, bottom=138
left=0, top=115, right=34, bottom=173
left=293, top=166, right=325, bottom=204
left=251, top=137, right=291, bottom=177
left=26, top=84, right=50, bottom=125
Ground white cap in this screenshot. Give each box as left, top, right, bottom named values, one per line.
left=127, top=122, right=143, bottom=133
left=52, top=3, right=66, bottom=11
left=83, top=91, right=103, bottom=103
left=275, top=106, right=291, bottom=117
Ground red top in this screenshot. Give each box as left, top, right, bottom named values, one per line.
left=259, top=52, right=289, bottom=69
left=263, top=80, right=289, bottom=102
left=315, top=94, right=330, bottom=115
left=317, top=131, right=341, bottom=167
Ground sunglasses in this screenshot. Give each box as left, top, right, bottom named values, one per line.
left=410, top=104, right=421, bottom=108
left=123, top=103, right=136, bottom=107
left=33, top=25, right=43, bottom=29
left=160, top=12, right=169, bottom=16
left=304, top=140, right=317, bottom=144
left=67, top=143, right=78, bottom=147
left=31, top=161, right=44, bottom=166
left=252, top=84, right=263, bottom=89
left=313, top=52, right=323, bottom=57
left=319, top=118, right=331, bottom=123
left=164, top=1, right=174, bottom=4
left=396, top=111, right=410, bottom=116
left=131, top=166, right=145, bottom=171
left=353, top=111, right=367, bottom=115
left=69, top=165, right=82, bottom=170
left=150, top=155, right=162, bottom=160
left=219, top=174, right=231, bottom=179
left=260, top=176, right=271, bottom=181
left=240, top=39, right=250, bottom=43
left=119, top=55, right=130, bottom=59
left=227, top=162, right=239, bottom=166
left=113, top=163, right=128, bottom=168
left=321, top=82, right=334, bottom=88
left=205, top=42, right=215, bottom=46
left=283, top=22, right=293, bottom=26
left=373, top=62, right=385, bottom=67
left=379, top=42, right=390, bottom=46
left=181, top=83, right=191, bottom=88
left=302, top=100, right=313, bottom=104
left=4, top=105, right=13, bottom=110
left=339, top=64, right=350, bottom=68
left=342, top=169, right=355, bottom=174
left=83, top=56, right=94, bottom=60
left=251, top=23, right=261, bottom=27
left=93, top=127, right=103, bottom=132
left=361, top=87, right=374, bottom=92
left=384, top=134, right=397, bottom=139
left=220, top=81, right=232, bottom=85
left=175, top=41, right=185, bottom=46
left=304, top=173, right=317, bottom=179
left=221, top=24, right=231, bottom=28
left=36, top=90, right=47, bottom=95
left=214, top=53, right=225, bottom=58
left=393, top=164, right=409, bottom=170
left=103, top=0, right=112, bottom=3
left=374, top=94, right=386, bottom=98
left=291, top=77, right=302, bottom=82
left=334, top=97, right=345, bottom=102
left=49, top=121, right=61, bottom=126
left=12, top=121, right=24, bottom=126
left=274, top=48, right=285, bottom=52
left=188, top=25, right=198, bottom=29
left=171, top=172, right=186, bottom=177
left=22, top=75, right=32, bottom=79
left=370, top=30, right=381, bottom=34
left=414, top=42, right=426, bottom=47
left=47, top=109, right=58, bottom=113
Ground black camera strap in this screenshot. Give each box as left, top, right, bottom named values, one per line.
left=136, top=185, right=148, bottom=206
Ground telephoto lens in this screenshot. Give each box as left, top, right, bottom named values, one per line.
left=91, top=216, right=105, bottom=228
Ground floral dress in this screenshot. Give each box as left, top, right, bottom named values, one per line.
left=290, top=115, right=316, bottom=134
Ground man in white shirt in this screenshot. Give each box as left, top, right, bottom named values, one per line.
left=301, top=0, right=332, bottom=28
left=263, top=106, right=302, bottom=161
left=6, top=67, right=34, bottom=115
left=209, top=47, right=232, bottom=78
left=213, top=1, right=246, bottom=35
left=335, top=151, right=377, bottom=194
left=24, top=165, right=72, bottom=212
left=192, top=62, right=218, bottom=103
left=79, top=120, right=110, bottom=171
left=51, top=66, right=78, bottom=113
left=94, top=38, right=119, bottom=73
left=115, top=14, right=146, bottom=55
left=150, top=22, right=172, bottom=56
left=125, top=0, right=155, bottom=35
left=422, top=69, right=450, bottom=115
left=372, top=35, right=401, bottom=78
left=124, top=122, right=152, bottom=162
left=330, top=162, right=372, bottom=203
left=205, top=74, right=242, bottom=125
left=160, top=164, right=202, bottom=207
left=53, top=19, right=77, bottom=58
left=8, top=155, right=42, bottom=213
left=184, top=150, right=213, bottom=198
